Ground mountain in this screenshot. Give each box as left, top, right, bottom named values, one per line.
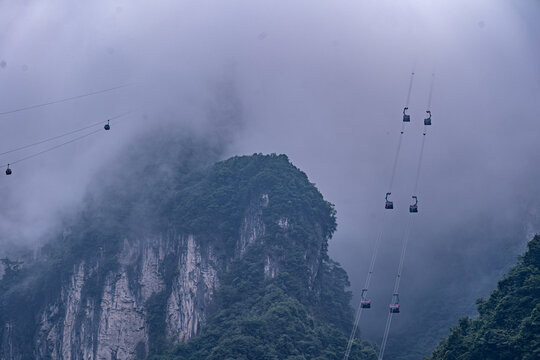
left=428, top=235, right=540, bottom=360
left=0, top=153, right=377, bottom=360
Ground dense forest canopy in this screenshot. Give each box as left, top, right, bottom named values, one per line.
left=147, top=154, right=377, bottom=359
left=0, top=153, right=377, bottom=360
left=428, top=235, right=540, bottom=360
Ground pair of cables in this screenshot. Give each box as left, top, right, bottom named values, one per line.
left=344, top=71, right=435, bottom=360
left=343, top=71, right=417, bottom=360
left=0, top=85, right=132, bottom=175
left=378, top=73, right=435, bottom=360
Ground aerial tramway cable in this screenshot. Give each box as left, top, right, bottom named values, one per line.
left=402, top=71, right=415, bottom=123
left=343, top=215, right=388, bottom=359
left=412, top=131, right=427, bottom=195
left=0, top=84, right=130, bottom=117
left=405, top=71, right=415, bottom=109
left=378, top=217, right=413, bottom=360
left=387, top=125, right=404, bottom=194
left=389, top=71, right=415, bottom=192
left=2, top=128, right=102, bottom=169
left=377, top=74, right=436, bottom=360
left=0, top=111, right=131, bottom=157
left=426, top=73, right=435, bottom=111
left=343, top=70, right=415, bottom=360
left=1, top=111, right=134, bottom=174
left=413, top=73, right=434, bottom=202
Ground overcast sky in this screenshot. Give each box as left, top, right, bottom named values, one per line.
left=1, top=0, right=539, bottom=357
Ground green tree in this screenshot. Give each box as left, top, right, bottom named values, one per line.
left=428, top=235, right=540, bottom=360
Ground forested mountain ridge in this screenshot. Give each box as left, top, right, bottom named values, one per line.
left=428, top=235, right=540, bottom=360
left=0, top=153, right=376, bottom=360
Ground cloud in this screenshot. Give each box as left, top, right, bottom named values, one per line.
left=0, top=0, right=539, bottom=357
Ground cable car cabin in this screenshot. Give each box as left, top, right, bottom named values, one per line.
left=5, top=166, right=12, bottom=175
left=104, top=120, right=110, bottom=131
left=424, top=110, right=432, bottom=126
left=360, top=289, right=371, bottom=308
left=361, top=300, right=372, bottom=309
left=409, top=196, right=418, bottom=213
left=385, top=192, right=394, bottom=209
left=402, top=107, right=410, bottom=122
left=389, top=293, right=400, bottom=313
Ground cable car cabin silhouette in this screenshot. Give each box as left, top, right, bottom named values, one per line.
left=424, top=110, right=432, bottom=126
left=360, top=289, right=371, bottom=309
left=389, top=294, right=400, bottom=313
left=409, top=196, right=418, bottom=213
left=402, top=107, right=410, bottom=122
left=385, top=192, right=394, bottom=209
left=104, top=120, right=110, bottom=131
left=5, top=165, right=11, bottom=176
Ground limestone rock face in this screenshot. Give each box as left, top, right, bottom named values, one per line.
left=3, top=196, right=274, bottom=360
left=0, top=155, right=336, bottom=360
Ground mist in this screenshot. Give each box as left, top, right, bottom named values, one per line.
left=1, top=0, right=539, bottom=358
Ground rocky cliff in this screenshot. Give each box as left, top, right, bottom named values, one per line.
left=32, top=233, right=222, bottom=360
left=0, top=153, right=375, bottom=360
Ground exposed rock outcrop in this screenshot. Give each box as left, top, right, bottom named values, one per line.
left=0, top=154, right=341, bottom=360
left=28, top=200, right=266, bottom=360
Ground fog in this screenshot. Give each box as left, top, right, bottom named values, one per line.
left=1, top=0, right=539, bottom=358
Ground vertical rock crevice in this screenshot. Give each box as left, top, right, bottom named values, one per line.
left=1, top=154, right=343, bottom=360
left=29, top=194, right=270, bottom=360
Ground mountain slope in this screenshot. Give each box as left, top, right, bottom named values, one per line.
left=428, top=235, right=540, bottom=360
left=0, top=153, right=376, bottom=360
